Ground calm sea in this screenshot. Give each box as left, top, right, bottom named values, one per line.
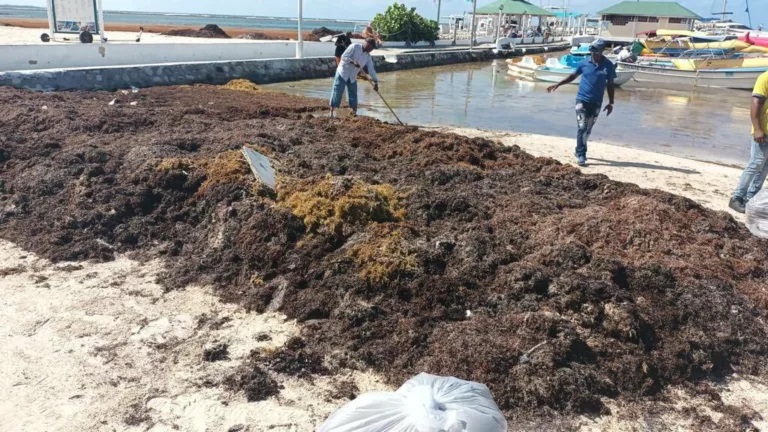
left=0, top=4, right=361, bottom=31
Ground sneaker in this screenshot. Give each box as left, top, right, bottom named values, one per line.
left=729, top=196, right=746, bottom=214
left=577, top=155, right=587, bottom=166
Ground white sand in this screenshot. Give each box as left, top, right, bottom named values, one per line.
left=1, top=129, right=766, bottom=431
left=0, top=240, right=388, bottom=431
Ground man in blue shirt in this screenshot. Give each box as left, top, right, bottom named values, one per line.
left=547, top=39, right=617, bottom=166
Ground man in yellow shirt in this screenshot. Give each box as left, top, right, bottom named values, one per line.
left=730, top=71, right=768, bottom=213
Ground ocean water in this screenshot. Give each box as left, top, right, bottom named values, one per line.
left=268, top=61, right=753, bottom=166
left=0, top=4, right=361, bottom=31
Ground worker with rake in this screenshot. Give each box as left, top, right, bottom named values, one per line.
left=329, top=38, right=379, bottom=118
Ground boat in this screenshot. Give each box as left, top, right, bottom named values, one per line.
left=618, top=61, right=765, bottom=89
left=740, top=33, right=768, bottom=48
left=672, top=56, right=768, bottom=71
left=656, top=28, right=737, bottom=42
left=532, top=58, right=635, bottom=86
left=741, top=45, right=768, bottom=54
left=506, top=56, right=545, bottom=79
left=689, top=40, right=750, bottom=50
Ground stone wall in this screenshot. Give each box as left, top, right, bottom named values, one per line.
left=0, top=45, right=565, bottom=92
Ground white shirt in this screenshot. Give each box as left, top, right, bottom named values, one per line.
left=336, top=43, right=379, bottom=83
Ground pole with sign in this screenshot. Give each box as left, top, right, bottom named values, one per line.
left=42, top=0, right=106, bottom=43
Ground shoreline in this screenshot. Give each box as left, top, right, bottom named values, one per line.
left=0, top=18, right=319, bottom=40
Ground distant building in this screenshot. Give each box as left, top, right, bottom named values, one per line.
left=598, top=1, right=701, bottom=38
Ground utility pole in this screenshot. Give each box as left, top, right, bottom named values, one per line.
left=296, top=0, right=304, bottom=58
left=470, top=0, right=478, bottom=49
left=436, top=0, right=441, bottom=25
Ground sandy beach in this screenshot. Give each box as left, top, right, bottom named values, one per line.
left=1, top=81, right=767, bottom=432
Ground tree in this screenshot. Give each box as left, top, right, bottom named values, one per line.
left=372, top=3, right=439, bottom=47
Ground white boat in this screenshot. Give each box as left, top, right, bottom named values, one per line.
left=532, top=58, right=635, bottom=86
left=618, top=61, right=763, bottom=89
left=506, top=56, right=544, bottom=79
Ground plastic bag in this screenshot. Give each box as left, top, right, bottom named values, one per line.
left=746, top=188, right=768, bottom=239
left=317, top=373, right=507, bottom=432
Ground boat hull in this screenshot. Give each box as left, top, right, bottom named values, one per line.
left=532, top=68, right=635, bottom=87
left=618, top=62, right=762, bottom=89
left=672, top=57, right=768, bottom=71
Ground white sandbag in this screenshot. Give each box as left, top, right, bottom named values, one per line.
left=746, top=188, right=768, bottom=239
left=317, top=373, right=507, bottom=432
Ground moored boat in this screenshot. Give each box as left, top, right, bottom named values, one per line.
left=532, top=59, right=635, bottom=86
left=618, top=61, right=764, bottom=89
left=672, top=57, right=768, bottom=71
left=506, top=56, right=545, bottom=79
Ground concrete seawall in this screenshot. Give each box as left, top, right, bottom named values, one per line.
left=0, top=44, right=568, bottom=92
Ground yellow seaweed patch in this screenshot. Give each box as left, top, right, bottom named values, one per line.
left=279, top=176, right=405, bottom=234
left=223, top=79, right=262, bottom=93
left=348, top=228, right=418, bottom=285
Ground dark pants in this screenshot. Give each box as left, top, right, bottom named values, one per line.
left=575, top=101, right=601, bottom=158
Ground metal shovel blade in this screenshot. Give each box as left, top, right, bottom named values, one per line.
left=242, top=147, right=276, bottom=190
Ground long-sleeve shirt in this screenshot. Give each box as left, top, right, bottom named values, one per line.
left=336, top=43, right=378, bottom=84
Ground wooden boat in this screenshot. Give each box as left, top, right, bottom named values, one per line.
left=618, top=61, right=765, bottom=89
left=532, top=59, right=635, bottom=86
left=672, top=57, right=768, bottom=71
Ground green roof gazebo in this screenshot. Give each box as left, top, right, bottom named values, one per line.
left=475, top=0, right=555, bottom=16
left=473, top=0, right=556, bottom=42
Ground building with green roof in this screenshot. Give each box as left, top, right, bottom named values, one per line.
left=597, top=1, right=701, bottom=37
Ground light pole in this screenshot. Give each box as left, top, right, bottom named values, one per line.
left=296, top=0, right=304, bottom=58
left=470, top=0, right=478, bottom=49
left=436, top=0, right=441, bottom=26
left=495, top=4, right=504, bottom=42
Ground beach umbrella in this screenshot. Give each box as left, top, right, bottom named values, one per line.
left=296, top=0, right=304, bottom=58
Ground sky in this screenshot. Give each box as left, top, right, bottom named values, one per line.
left=1, top=0, right=763, bottom=25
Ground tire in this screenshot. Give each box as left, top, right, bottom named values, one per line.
left=40, top=33, right=51, bottom=43
left=79, top=31, right=93, bottom=44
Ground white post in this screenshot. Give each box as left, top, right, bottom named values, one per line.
left=436, top=0, right=441, bottom=26
left=496, top=7, right=503, bottom=42
left=469, top=0, right=478, bottom=48
left=296, top=0, right=304, bottom=58
left=97, top=0, right=106, bottom=42
left=45, top=0, right=55, bottom=37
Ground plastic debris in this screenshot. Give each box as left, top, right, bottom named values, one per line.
left=241, top=147, right=276, bottom=190
left=131, top=86, right=139, bottom=93
left=746, top=188, right=768, bottom=238
left=318, top=373, right=507, bottom=432
left=108, top=99, right=116, bottom=106
left=130, top=101, right=138, bottom=106
left=41, top=105, right=48, bottom=110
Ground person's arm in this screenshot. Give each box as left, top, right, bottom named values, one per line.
left=547, top=65, right=582, bottom=93
left=752, top=96, right=766, bottom=143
